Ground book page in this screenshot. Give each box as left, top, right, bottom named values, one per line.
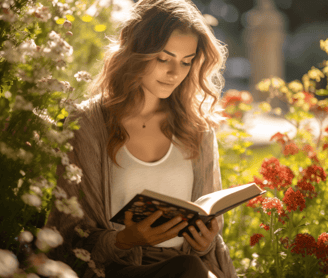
left=194, top=183, right=263, bottom=215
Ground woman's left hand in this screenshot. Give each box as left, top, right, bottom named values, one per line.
left=182, top=217, right=220, bottom=252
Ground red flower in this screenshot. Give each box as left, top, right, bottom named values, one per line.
left=253, top=176, right=265, bottom=189
left=290, top=233, right=317, bottom=257
left=220, top=90, right=253, bottom=119
left=250, top=233, right=264, bottom=246
left=296, top=178, right=317, bottom=199
left=261, top=197, right=284, bottom=216
left=221, top=90, right=253, bottom=107
left=301, top=165, right=327, bottom=183
left=302, top=144, right=319, bottom=164
left=283, top=142, right=299, bottom=156
left=270, top=132, right=289, bottom=145
left=282, top=188, right=306, bottom=212
left=260, top=157, right=294, bottom=190
left=323, top=143, right=328, bottom=151
left=246, top=194, right=265, bottom=208
left=316, top=233, right=328, bottom=259
left=259, top=223, right=270, bottom=231
left=280, top=237, right=290, bottom=249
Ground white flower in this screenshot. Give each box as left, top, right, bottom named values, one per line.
left=61, top=153, right=70, bottom=166
left=18, top=39, right=38, bottom=58
left=29, top=176, right=52, bottom=189
left=35, top=259, right=59, bottom=276
left=0, top=7, right=17, bottom=22
left=30, top=186, right=43, bottom=196
left=18, top=231, right=34, bottom=243
left=42, top=31, right=73, bottom=60
left=64, top=143, right=73, bottom=152
left=67, top=197, right=84, bottom=218
left=73, top=248, right=91, bottom=262
left=52, top=187, right=67, bottom=199
left=13, top=95, right=34, bottom=111
left=56, top=261, right=78, bottom=278
left=35, top=227, right=64, bottom=252
left=19, top=170, right=26, bottom=176
left=60, top=98, right=77, bottom=113
left=88, top=260, right=96, bottom=269
left=32, top=3, right=52, bottom=22
left=4, top=91, right=11, bottom=98
left=74, top=71, right=92, bottom=82
left=0, top=249, right=19, bottom=277
left=22, top=193, right=42, bottom=207
left=64, top=164, right=82, bottom=184
left=74, top=226, right=90, bottom=238
left=55, top=199, right=70, bottom=214
left=63, top=20, right=72, bottom=29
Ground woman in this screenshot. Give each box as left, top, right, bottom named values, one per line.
left=45, top=0, right=237, bottom=277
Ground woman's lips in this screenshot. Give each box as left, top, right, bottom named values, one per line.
left=158, top=81, right=175, bottom=87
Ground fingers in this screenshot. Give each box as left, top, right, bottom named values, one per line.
left=124, top=211, right=134, bottom=227
left=139, top=210, right=163, bottom=227
left=153, top=215, right=187, bottom=234
left=154, top=220, right=189, bottom=244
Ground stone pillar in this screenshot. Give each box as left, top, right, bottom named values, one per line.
left=243, top=0, right=286, bottom=102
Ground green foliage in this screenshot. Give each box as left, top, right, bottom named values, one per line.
left=219, top=48, right=328, bottom=276
left=0, top=0, right=122, bottom=272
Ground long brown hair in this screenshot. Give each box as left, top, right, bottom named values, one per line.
left=86, top=0, right=228, bottom=168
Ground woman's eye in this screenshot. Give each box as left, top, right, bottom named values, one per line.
left=157, top=58, right=191, bottom=67
left=157, top=58, right=167, bottom=63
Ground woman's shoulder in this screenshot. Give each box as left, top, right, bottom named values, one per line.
left=65, top=94, right=108, bottom=134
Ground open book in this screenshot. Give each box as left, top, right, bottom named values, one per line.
left=110, top=183, right=266, bottom=237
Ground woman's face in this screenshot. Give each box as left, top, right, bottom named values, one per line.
left=141, top=29, right=198, bottom=100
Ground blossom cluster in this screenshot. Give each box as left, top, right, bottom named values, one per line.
left=261, top=197, right=284, bottom=216
left=250, top=234, right=264, bottom=246
left=220, top=89, right=253, bottom=119
left=55, top=196, right=84, bottom=218
left=258, top=157, right=294, bottom=190
left=282, top=187, right=306, bottom=212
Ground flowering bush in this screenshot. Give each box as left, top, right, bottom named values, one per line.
left=0, top=0, right=130, bottom=277
left=219, top=39, right=328, bottom=277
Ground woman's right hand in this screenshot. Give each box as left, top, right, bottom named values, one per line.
left=114, top=210, right=189, bottom=249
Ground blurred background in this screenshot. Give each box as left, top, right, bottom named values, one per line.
left=83, top=0, right=328, bottom=144
left=90, top=0, right=328, bottom=97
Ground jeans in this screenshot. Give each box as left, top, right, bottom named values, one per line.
left=106, top=246, right=214, bottom=278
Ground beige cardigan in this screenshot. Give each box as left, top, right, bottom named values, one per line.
left=45, top=95, right=238, bottom=278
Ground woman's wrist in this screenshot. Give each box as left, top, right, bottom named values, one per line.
left=115, top=231, right=134, bottom=250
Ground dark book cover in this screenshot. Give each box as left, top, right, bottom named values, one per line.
left=110, top=189, right=266, bottom=238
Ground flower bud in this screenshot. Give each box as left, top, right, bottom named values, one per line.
left=18, top=231, right=34, bottom=243
left=66, top=31, right=73, bottom=36
left=63, top=20, right=72, bottom=29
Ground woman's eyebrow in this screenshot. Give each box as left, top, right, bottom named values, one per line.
left=163, top=49, right=196, bottom=58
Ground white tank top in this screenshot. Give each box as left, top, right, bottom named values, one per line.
left=110, top=135, right=194, bottom=249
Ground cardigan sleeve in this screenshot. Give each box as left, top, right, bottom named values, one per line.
left=45, top=105, right=142, bottom=278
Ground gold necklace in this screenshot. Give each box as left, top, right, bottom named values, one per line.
left=142, top=112, right=156, bottom=128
